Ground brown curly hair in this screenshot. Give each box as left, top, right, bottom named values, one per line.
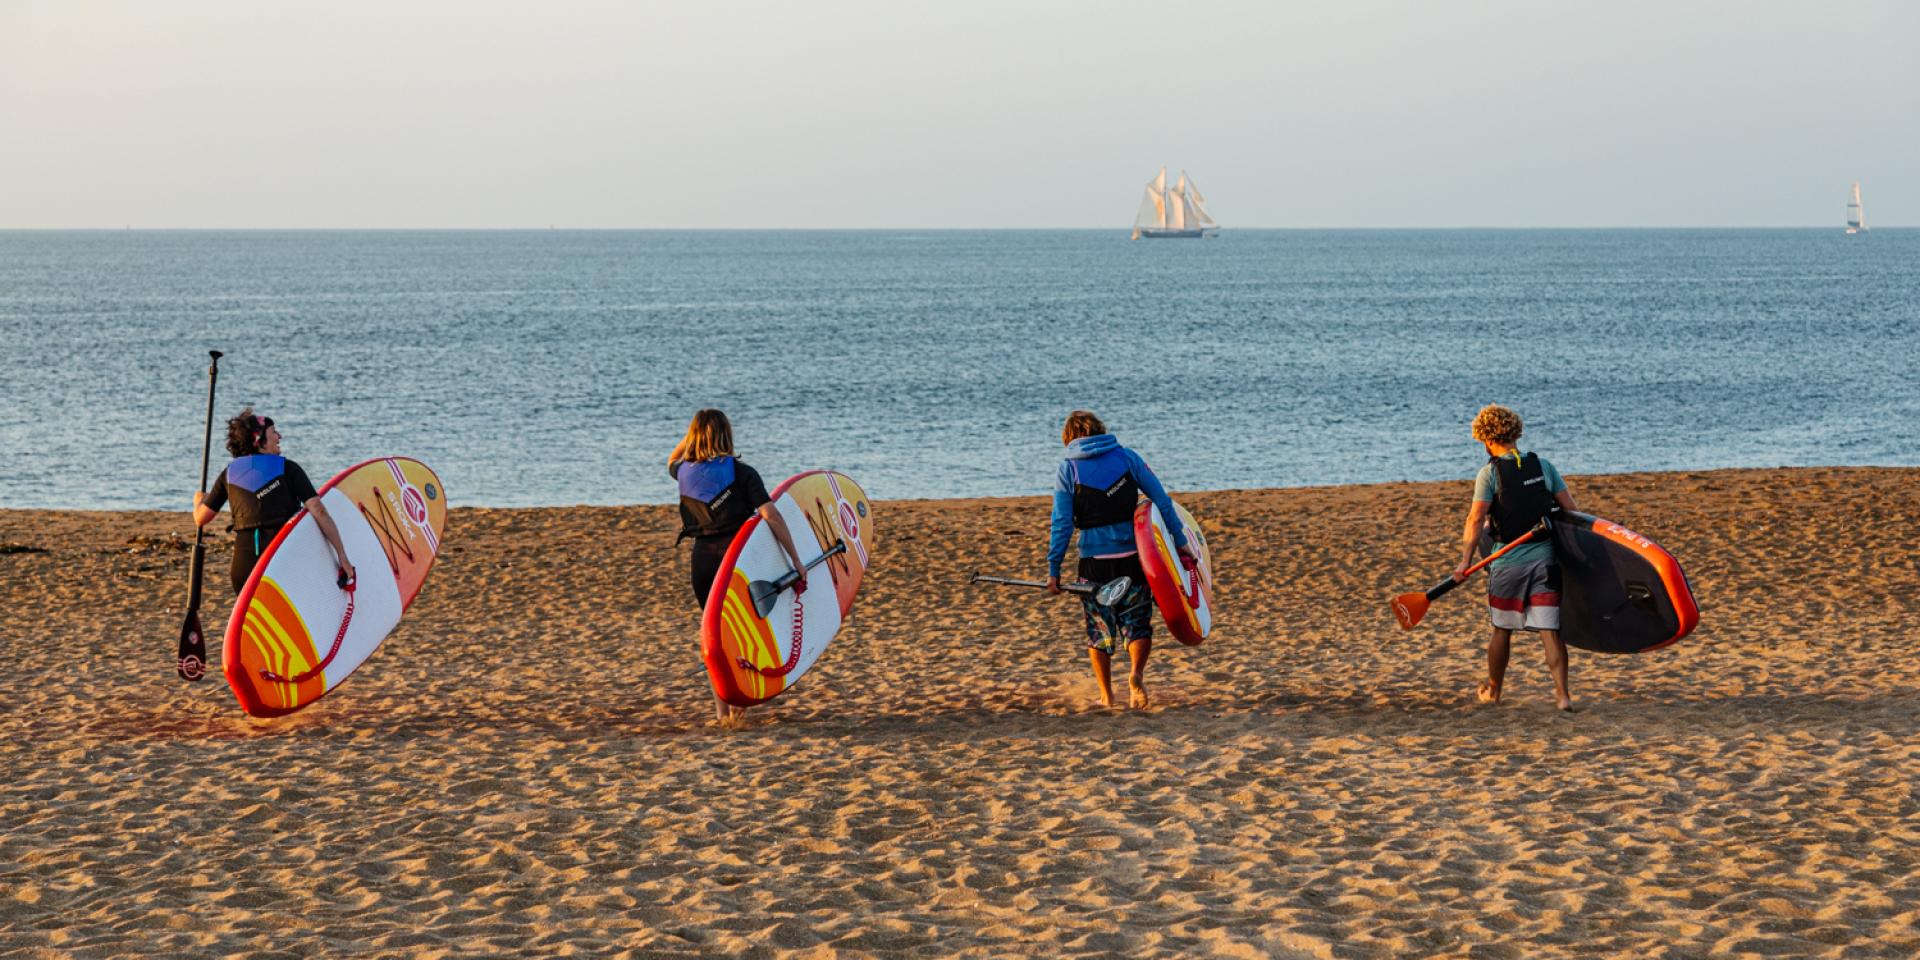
left=1061, top=410, right=1106, bottom=445
left=225, top=407, right=273, bottom=458
left=1471, top=404, right=1524, bottom=447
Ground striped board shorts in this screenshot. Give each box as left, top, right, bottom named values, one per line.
left=1487, top=557, right=1561, bottom=631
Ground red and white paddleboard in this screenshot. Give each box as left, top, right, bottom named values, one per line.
left=1133, top=500, right=1215, bottom=646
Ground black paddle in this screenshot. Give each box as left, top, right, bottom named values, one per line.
left=749, top=540, right=846, bottom=617
left=176, top=350, right=222, bottom=681
left=969, top=572, right=1135, bottom=608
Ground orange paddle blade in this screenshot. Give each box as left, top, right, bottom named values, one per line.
left=1391, top=592, right=1429, bottom=630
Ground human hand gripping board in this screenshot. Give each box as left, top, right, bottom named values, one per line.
left=1132, top=500, right=1215, bottom=646
left=222, top=458, right=449, bottom=717
left=702, top=470, right=874, bottom=707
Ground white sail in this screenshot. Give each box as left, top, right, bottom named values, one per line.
left=1129, top=166, right=1218, bottom=237
left=1134, top=168, right=1169, bottom=235
left=1846, top=182, right=1865, bottom=231
left=1183, top=171, right=1218, bottom=227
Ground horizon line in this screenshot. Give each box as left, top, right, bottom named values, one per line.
left=0, top=225, right=1908, bottom=232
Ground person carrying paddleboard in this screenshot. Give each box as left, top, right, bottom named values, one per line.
left=191, top=408, right=355, bottom=594
left=1046, top=410, right=1194, bottom=710
left=1453, top=404, right=1580, bottom=712
left=670, top=409, right=808, bottom=726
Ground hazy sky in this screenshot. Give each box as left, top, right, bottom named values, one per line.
left=2, top=1, right=1914, bottom=228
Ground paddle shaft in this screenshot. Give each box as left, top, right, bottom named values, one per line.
left=969, top=574, right=1098, bottom=596
left=176, top=350, right=221, bottom=680
left=1418, top=520, right=1547, bottom=604
left=186, top=352, right=221, bottom=607
left=772, top=540, right=846, bottom=591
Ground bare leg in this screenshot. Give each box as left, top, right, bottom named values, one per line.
left=1540, top=629, right=1572, bottom=711
left=715, top=695, right=745, bottom=727
left=1481, top=627, right=1512, bottom=703
left=1127, top=637, right=1151, bottom=709
left=1089, top=648, right=1116, bottom=708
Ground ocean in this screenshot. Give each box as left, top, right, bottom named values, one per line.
left=1, top=229, right=1914, bottom=510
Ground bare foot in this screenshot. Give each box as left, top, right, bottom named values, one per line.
left=1477, top=680, right=1503, bottom=704
left=1128, top=684, right=1149, bottom=710
left=1557, top=697, right=1575, bottom=713
left=1098, top=688, right=1116, bottom=709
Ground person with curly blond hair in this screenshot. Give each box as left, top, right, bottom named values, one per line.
left=1454, top=404, right=1580, bottom=711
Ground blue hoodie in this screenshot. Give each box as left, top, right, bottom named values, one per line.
left=1048, top=434, right=1187, bottom=577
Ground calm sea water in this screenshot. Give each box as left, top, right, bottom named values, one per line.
left=1, top=229, right=1914, bottom=510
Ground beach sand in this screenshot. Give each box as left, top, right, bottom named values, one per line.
left=2, top=467, right=1916, bottom=958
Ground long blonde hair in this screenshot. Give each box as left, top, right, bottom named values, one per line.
left=676, top=409, right=735, bottom=463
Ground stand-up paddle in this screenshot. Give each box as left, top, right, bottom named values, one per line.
left=176, top=349, right=223, bottom=681
left=1391, top=520, right=1548, bottom=630
left=970, top=572, right=1135, bottom=608
left=749, top=540, right=847, bottom=617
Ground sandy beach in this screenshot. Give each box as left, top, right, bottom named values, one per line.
left=2, top=466, right=1916, bottom=958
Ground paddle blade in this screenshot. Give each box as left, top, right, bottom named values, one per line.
left=1391, top=592, right=1430, bottom=630
left=750, top=578, right=786, bottom=618
left=177, top=609, right=207, bottom=681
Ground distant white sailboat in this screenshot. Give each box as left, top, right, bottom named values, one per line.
left=1845, top=182, right=1867, bottom=234
left=1132, top=168, right=1219, bottom=239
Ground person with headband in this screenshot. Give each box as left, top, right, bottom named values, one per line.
left=192, top=408, right=355, bottom=594
left=1454, top=404, right=1580, bottom=712
left=671, top=408, right=807, bottom=727
left=1045, top=410, right=1194, bottom=710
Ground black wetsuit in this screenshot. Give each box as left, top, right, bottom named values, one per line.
left=672, top=457, right=772, bottom=607
left=203, top=455, right=319, bottom=592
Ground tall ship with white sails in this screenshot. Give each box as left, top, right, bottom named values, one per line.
left=1846, top=182, right=1867, bottom=234
left=1132, top=168, right=1219, bottom=239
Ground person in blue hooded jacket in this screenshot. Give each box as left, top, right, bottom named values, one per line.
left=1045, top=410, right=1193, bottom=709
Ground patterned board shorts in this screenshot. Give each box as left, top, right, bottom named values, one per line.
left=1487, top=556, right=1561, bottom=631
left=1078, top=555, right=1153, bottom=655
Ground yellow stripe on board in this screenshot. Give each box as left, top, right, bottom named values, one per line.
left=245, top=615, right=302, bottom=707
left=720, top=589, right=769, bottom=700
left=246, top=579, right=319, bottom=707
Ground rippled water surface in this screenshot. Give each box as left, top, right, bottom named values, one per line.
left=2, top=229, right=1915, bottom=509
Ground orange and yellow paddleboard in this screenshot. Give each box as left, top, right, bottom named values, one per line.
left=223, top=457, right=448, bottom=717
left=701, top=470, right=873, bottom=707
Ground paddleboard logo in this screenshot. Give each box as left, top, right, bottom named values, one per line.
left=177, top=654, right=205, bottom=681
left=403, top=487, right=428, bottom=526
left=825, top=473, right=868, bottom=566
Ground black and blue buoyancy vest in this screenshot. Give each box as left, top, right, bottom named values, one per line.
left=1490, top=451, right=1556, bottom=543
left=1068, top=449, right=1140, bottom=530
left=676, top=457, right=756, bottom=543
left=221, top=454, right=305, bottom=531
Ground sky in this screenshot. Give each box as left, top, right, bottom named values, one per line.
left=1, top=1, right=1914, bottom=228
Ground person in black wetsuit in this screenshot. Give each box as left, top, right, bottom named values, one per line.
left=670, top=408, right=807, bottom=726
left=192, top=408, right=355, bottom=594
